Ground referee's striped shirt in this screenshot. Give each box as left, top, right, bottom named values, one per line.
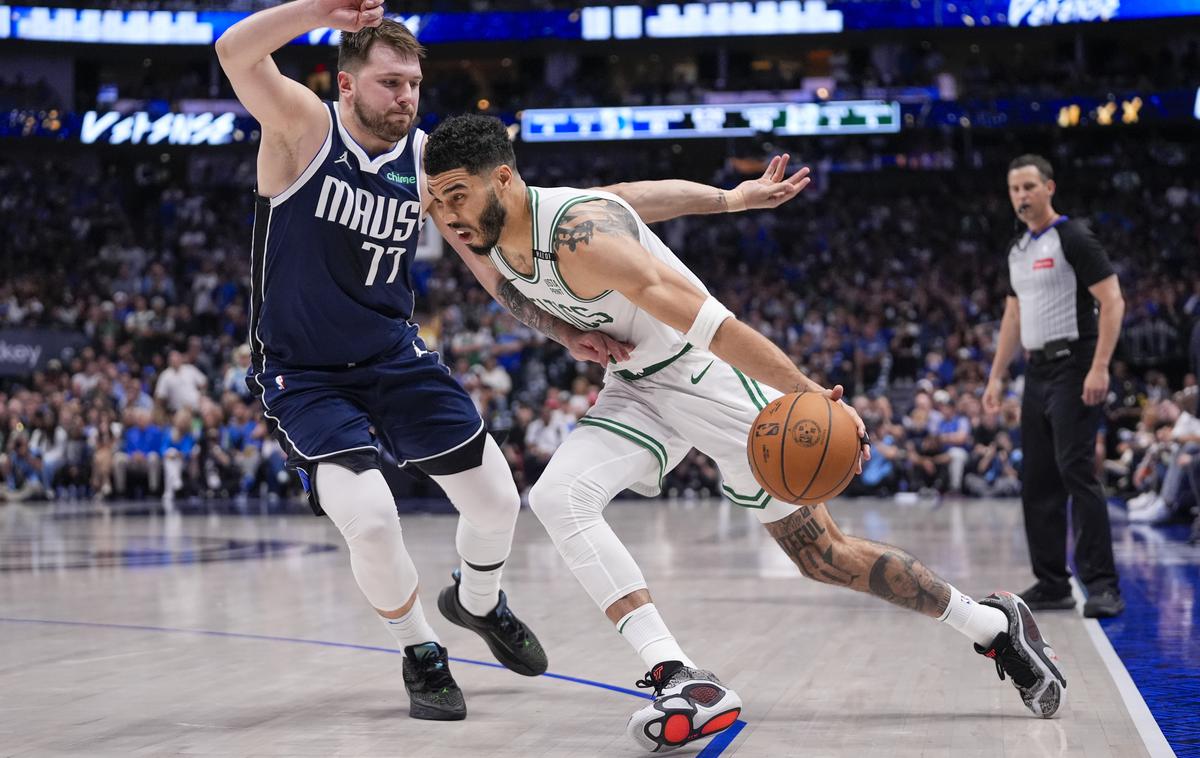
left=1004, top=216, right=1116, bottom=351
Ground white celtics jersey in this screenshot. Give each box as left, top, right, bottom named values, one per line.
left=488, top=186, right=709, bottom=377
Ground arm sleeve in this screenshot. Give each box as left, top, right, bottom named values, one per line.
left=1060, top=220, right=1116, bottom=287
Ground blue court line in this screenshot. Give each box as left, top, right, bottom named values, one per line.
left=696, top=719, right=746, bottom=757
left=0, top=617, right=746, bottom=754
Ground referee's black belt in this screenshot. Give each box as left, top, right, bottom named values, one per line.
left=1027, top=338, right=1086, bottom=366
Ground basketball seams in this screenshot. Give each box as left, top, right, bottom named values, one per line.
left=795, top=396, right=834, bottom=500
left=776, top=394, right=804, bottom=502
left=745, top=426, right=773, bottom=505
left=807, top=448, right=860, bottom=502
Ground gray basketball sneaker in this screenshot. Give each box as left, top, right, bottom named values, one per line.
left=626, top=660, right=742, bottom=752
left=975, top=591, right=1067, bottom=718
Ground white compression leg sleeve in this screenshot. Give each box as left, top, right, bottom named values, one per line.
left=527, top=426, right=660, bottom=610
left=430, top=435, right=521, bottom=615
left=316, top=463, right=419, bottom=613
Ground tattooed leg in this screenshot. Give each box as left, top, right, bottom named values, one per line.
left=763, top=503, right=951, bottom=618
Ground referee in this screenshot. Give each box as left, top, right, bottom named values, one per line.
left=984, top=154, right=1126, bottom=618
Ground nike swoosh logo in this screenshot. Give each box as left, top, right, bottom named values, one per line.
left=690, top=361, right=714, bottom=384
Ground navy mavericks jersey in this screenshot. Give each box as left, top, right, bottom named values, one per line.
left=250, top=101, right=426, bottom=367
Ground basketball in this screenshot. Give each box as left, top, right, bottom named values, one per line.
left=747, top=392, right=861, bottom=506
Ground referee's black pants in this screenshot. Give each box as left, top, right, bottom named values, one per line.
left=1020, top=345, right=1119, bottom=596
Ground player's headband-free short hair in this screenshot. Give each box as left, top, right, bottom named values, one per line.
left=338, top=20, right=425, bottom=73
left=424, top=114, right=517, bottom=177
left=1008, top=154, right=1054, bottom=182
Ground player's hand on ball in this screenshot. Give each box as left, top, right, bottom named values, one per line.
left=316, top=0, right=385, bottom=32
left=566, top=330, right=633, bottom=366
left=736, top=154, right=811, bottom=210
left=821, top=384, right=871, bottom=472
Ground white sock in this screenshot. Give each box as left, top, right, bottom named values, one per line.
left=381, top=597, right=440, bottom=649
left=616, top=603, right=695, bottom=669
left=938, top=586, right=1009, bottom=647
left=458, top=561, right=503, bottom=617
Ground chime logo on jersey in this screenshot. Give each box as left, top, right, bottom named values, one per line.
left=313, top=175, right=421, bottom=242
left=385, top=170, right=417, bottom=185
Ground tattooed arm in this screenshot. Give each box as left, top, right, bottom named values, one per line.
left=553, top=197, right=869, bottom=464
left=554, top=199, right=843, bottom=397
left=430, top=210, right=631, bottom=364
left=495, top=279, right=572, bottom=346
left=598, top=155, right=811, bottom=224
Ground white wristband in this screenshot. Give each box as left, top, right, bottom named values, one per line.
left=685, top=296, right=734, bottom=351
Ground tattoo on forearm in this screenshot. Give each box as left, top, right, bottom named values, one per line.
left=867, top=551, right=951, bottom=616
left=764, top=504, right=951, bottom=617
left=552, top=199, right=639, bottom=254
left=497, top=279, right=565, bottom=344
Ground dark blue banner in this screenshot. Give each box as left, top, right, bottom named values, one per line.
left=1, top=1, right=1197, bottom=46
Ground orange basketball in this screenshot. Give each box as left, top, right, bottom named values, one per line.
left=747, top=392, right=861, bottom=506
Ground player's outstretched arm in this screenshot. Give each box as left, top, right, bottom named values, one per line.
left=597, top=155, right=810, bottom=224
left=554, top=198, right=869, bottom=463
left=215, top=0, right=381, bottom=135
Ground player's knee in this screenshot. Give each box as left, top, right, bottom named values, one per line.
left=530, top=470, right=607, bottom=533
left=471, top=481, right=520, bottom=534
left=348, top=501, right=402, bottom=548
left=527, top=475, right=563, bottom=524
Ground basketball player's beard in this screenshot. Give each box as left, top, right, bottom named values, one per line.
left=466, top=189, right=507, bottom=255
left=354, top=100, right=412, bottom=144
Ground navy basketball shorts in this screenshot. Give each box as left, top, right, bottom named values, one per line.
left=249, top=337, right=483, bottom=469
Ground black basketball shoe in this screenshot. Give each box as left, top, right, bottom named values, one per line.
left=437, top=569, right=548, bottom=676
left=975, top=591, right=1067, bottom=718
left=1018, top=582, right=1076, bottom=611
left=402, top=642, right=466, bottom=721
left=626, top=660, right=742, bottom=752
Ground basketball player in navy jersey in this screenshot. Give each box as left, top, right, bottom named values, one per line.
left=216, top=1, right=813, bottom=721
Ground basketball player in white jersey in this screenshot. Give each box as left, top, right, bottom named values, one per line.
left=425, top=115, right=1067, bottom=751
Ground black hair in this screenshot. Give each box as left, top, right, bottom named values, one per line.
left=425, top=114, right=516, bottom=177
left=1008, top=154, right=1054, bottom=182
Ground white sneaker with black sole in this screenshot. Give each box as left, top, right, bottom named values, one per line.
left=975, top=591, right=1067, bottom=718
left=626, top=660, right=742, bottom=752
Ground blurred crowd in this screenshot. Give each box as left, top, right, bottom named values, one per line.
left=6, top=29, right=1196, bottom=118
left=0, top=128, right=1198, bottom=544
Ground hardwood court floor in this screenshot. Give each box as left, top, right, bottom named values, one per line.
left=0, top=497, right=1168, bottom=757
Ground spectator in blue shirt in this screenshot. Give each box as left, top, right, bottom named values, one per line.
left=113, top=407, right=162, bottom=496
